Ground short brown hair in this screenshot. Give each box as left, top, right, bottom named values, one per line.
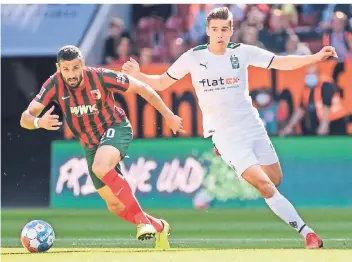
left=206, top=7, right=233, bottom=26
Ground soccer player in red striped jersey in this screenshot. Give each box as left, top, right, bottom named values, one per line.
left=20, top=45, right=183, bottom=249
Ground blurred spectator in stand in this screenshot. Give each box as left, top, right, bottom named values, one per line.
left=139, top=47, right=153, bottom=65
left=189, top=4, right=212, bottom=45
left=279, top=65, right=347, bottom=136
left=110, top=37, right=138, bottom=65
left=259, top=8, right=291, bottom=53
left=169, top=37, right=186, bottom=63
left=320, top=4, right=352, bottom=30
left=322, top=11, right=352, bottom=61
left=242, top=25, right=265, bottom=48
left=214, top=4, right=247, bottom=22
left=281, top=34, right=312, bottom=55
left=230, top=22, right=242, bottom=43
left=103, top=17, right=130, bottom=65
left=244, top=5, right=268, bottom=30
left=281, top=4, right=299, bottom=28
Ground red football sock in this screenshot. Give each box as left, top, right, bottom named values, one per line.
left=145, top=213, right=163, bottom=232
left=101, top=169, right=150, bottom=224
left=118, top=208, right=137, bottom=224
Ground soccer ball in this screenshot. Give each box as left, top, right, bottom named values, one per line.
left=21, top=220, right=55, bottom=253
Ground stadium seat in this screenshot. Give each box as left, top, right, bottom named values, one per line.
left=135, top=17, right=165, bottom=49
left=152, top=45, right=166, bottom=63
left=299, top=12, right=319, bottom=26
left=165, top=16, right=183, bottom=30
left=306, top=39, right=322, bottom=53
left=137, top=17, right=155, bottom=30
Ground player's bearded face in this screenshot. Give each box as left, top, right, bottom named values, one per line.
left=206, top=19, right=233, bottom=48
left=58, top=59, right=84, bottom=88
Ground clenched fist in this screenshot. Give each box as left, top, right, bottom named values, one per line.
left=315, top=46, right=338, bottom=61
left=121, top=57, right=140, bottom=77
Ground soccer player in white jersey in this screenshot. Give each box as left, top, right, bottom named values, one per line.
left=122, top=7, right=338, bottom=249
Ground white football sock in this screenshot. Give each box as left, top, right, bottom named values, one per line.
left=265, top=190, right=313, bottom=238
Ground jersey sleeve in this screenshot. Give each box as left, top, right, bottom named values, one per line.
left=34, top=77, right=57, bottom=106
left=166, top=50, right=192, bottom=80
left=102, top=69, right=130, bottom=93
left=244, top=44, right=275, bottom=69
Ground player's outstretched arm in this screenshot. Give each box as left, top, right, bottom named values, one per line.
left=20, top=102, right=62, bottom=130
left=122, top=57, right=177, bottom=91
left=270, top=46, right=338, bottom=70
left=125, top=76, right=185, bottom=134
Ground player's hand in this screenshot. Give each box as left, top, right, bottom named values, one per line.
left=315, top=46, right=338, bottom=61
left=165, top=114, right=185, bottom=134
left=121, top=57, right=140, bottom=77
left=38, top=106, right=62, bottom=130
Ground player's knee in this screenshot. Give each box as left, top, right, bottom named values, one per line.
left=107, top=202, right=124, bottom=215
left=256, top=180, right=277, bottom=199
left=92, top=161, right=112, bottom=179
left=273, top=174, right=283, bottom=186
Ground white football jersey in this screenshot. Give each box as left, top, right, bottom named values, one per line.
left=167, top=42, right=275, bottom=137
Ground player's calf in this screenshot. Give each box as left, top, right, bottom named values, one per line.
left=242, top=165, right=320, bottom=246
left=93, top=146, right=151, bottom=226
left=106, top=202, right=125, bottom=215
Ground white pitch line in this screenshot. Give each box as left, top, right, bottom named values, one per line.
left=3, top=237, right=352, bottom=243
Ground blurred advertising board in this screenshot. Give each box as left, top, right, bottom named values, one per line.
left=50, top=137, right=352, bottom=209
left=1, top=4, right=98, bottom=56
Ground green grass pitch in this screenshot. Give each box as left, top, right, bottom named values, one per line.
left=1, top=209, right=352, bottom=261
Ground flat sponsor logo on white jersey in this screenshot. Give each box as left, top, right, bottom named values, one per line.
left=166, top=42, right=275, bottom=137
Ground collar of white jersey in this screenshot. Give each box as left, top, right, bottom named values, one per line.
left=204, top=42, right=239, bottom=56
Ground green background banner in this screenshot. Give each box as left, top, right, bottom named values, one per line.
left=50, top=137, right=352, bottom=209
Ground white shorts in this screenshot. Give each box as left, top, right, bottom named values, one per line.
left=212, top=127, right=278, bottom=178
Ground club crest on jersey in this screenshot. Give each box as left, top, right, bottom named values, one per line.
left=230, top=55, right=240, bottom=69
left=90, top=90, right=101, bottom=100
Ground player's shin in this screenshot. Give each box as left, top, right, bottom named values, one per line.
left=101, top=169, right=150, bottom=224
left=265, top=190, right=314, bottom=238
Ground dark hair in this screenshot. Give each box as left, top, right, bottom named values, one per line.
left=57, top=45, right=83, bottom=63
left=207, top=7, right=233, bottom=26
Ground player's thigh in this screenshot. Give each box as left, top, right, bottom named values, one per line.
left=83, top=146, right=106, bottom=189
left=92, top=121, right=133, bottom=177
left=97, top=185, right=125, bottom=214
left=212, top=133, right=259, bottom=178
left=252, top=136, right=282, bottom=185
